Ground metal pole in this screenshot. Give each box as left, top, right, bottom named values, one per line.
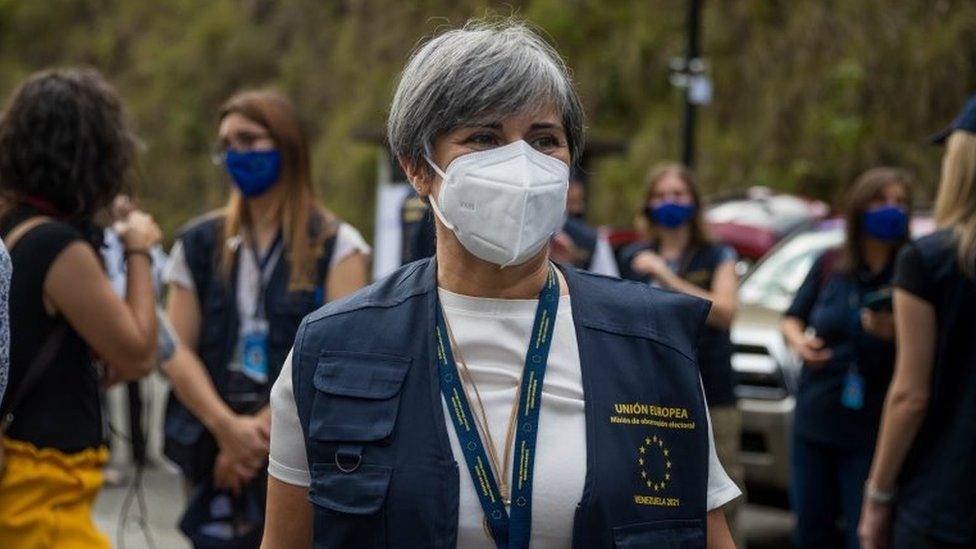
left=682, top=0, right=702, bottom=167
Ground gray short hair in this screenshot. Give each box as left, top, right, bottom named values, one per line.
left=388, top=20, right=585, bottom=172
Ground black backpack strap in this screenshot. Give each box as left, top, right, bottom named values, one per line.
left=1, top=322, right=68, bottom=432
left=0, top=216, right=69, bottom=432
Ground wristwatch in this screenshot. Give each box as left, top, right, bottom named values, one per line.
left=865, top=481, right=895, bottom=505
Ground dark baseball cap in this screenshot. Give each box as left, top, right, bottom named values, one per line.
left=931, top=93, right=976, bottom=145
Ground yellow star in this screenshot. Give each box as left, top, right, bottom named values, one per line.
left=646, top=480, right=652, bottom=488
left=645, top=437, right=651, bottom=445
left=666, top=461, right=671, bottom=469
left=658, top=439, right=664, bottom=447
left=663, top=448, right=669, bottom=456
left=638, top=458, right=644, bottom=466
left=641, top=471, right=647, bottom=479
left=665, top=473, right=671, bottom=481
left=639, top=447, right=645, bottom=454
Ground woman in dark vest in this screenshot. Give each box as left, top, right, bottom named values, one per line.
left=0, top=68, right=160, bottom=547
left=162, top=90, right=369, bottom=546
left=618, top=162, right=743, bottom=544
left=859, top=105, right=976, bottom=549
left=263, top=21, right=738, bottom=549
left=782, top=168, right=913, bottom=549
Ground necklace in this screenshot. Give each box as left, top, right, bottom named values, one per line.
left=442, top=314, right=523, bottom=541
left=442, top=316, right=522, bottom=503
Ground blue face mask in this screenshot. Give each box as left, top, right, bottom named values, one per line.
left=646, top=202, right=696, bottom=229
left=862, top=206, right=909, bottom=241
left=224, top=149, right=282, bottom=198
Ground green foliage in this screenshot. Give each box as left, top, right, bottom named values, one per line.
left=0, top=0, right=973, bottom=240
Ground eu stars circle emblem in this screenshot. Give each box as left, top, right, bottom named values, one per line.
left=637, top=434, right=672, bottom=492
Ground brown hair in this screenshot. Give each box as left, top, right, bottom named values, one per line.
left=0, top=67, right=135, bottom=221
left=934, top=131, right=976, bottom=277
left=638, top=162, right=710, bottom=248
left=217, top=90, right=334, bottom=290
left=839, top=167, right=914, bottom=273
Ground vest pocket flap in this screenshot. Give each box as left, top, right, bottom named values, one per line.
left=612, top=519, right=705, bottom=549
left=309, top=463, right=392, bottom=515
left=314, top=352, right=410, bottom=400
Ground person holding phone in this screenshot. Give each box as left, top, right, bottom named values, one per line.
left=781, top=167, right=913, bottom=549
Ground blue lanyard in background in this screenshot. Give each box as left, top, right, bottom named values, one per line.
left=434, top=266, right=560, bottom=549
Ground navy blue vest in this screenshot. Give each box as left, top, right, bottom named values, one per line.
left=292, top=258, right=712, bottom=548
left=561, top=216, right=598, bottom=270
left=164, top=213, right=336, bottom=482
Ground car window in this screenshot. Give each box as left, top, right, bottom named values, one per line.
left=739, top=228, right=844, bottom=311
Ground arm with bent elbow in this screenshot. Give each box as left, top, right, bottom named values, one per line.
left=660, top=260, right=739, bottom=329
left=858, top=289, right=936, bottom=549
left=45, top=217, right=160, bottom=381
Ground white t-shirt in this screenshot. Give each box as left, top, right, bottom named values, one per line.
left=163, top=221, right=370, bottom=300
left=268, top=288, right=741, bottom=548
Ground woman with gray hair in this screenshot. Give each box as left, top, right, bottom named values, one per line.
left=263, top=20, right=738, bottom=549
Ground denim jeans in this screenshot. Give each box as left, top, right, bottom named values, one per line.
left=791, top=433, right=874, bottom=549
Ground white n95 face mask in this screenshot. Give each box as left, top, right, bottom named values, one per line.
left=425, top=140, right=570, bottom=267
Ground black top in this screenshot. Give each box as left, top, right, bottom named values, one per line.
left=785, top=250, right=896, bottom=448
left=890, top=229, right=976, bottom=542
left=618, top=241, right=738, bottom=407
left=0, top=207, right=103, bottom=453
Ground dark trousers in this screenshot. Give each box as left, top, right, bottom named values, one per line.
left=892, top=514, right=972, bottom=549
left=791, top=433, right=874, bottom=549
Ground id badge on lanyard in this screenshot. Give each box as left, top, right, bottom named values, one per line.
left=241, top=316, right=270, bottom=384
left=841, top=364, right=865, bottom=410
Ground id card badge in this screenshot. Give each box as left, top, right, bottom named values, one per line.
left=841, top=365, right=865, bottom=410
left=241, top=317, right=269, bottom=384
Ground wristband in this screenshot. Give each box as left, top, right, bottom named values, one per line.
left=124, top=249, right=152, bottom=261
left=865, top=481, right=895, bottom=505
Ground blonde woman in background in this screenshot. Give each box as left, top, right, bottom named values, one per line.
left=859, top=98, right=976, bottom=549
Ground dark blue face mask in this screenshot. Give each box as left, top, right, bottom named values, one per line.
left=646, top=202, right=696, bottom=229
left=224, top=149, right=282, bottom=198
left=862, top=206, right=909, bottom=241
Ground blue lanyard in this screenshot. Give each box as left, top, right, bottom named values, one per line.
left=434, top=266, right=560, bottom=549
left=244, top=230, right=283, bottom=319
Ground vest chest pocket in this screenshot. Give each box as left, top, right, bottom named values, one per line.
left=612, top=518, right=705, bottom=548
left=310, top=352, right=411, bottom=442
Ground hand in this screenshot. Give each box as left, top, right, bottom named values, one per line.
left=114, top=210, right=162, bottom=251
left=792, top=336, right=833, bottom=369
left=858, top=498, right=892, bottom=549
left=861, top=309, right=895, bottom=341
left=213, top=450, right=262, bottom=495
left=549, top=232, right=578, bottom=264
left=631, top=250, right=670, bottom=279
left=213, top=413, right=271, bottom=466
